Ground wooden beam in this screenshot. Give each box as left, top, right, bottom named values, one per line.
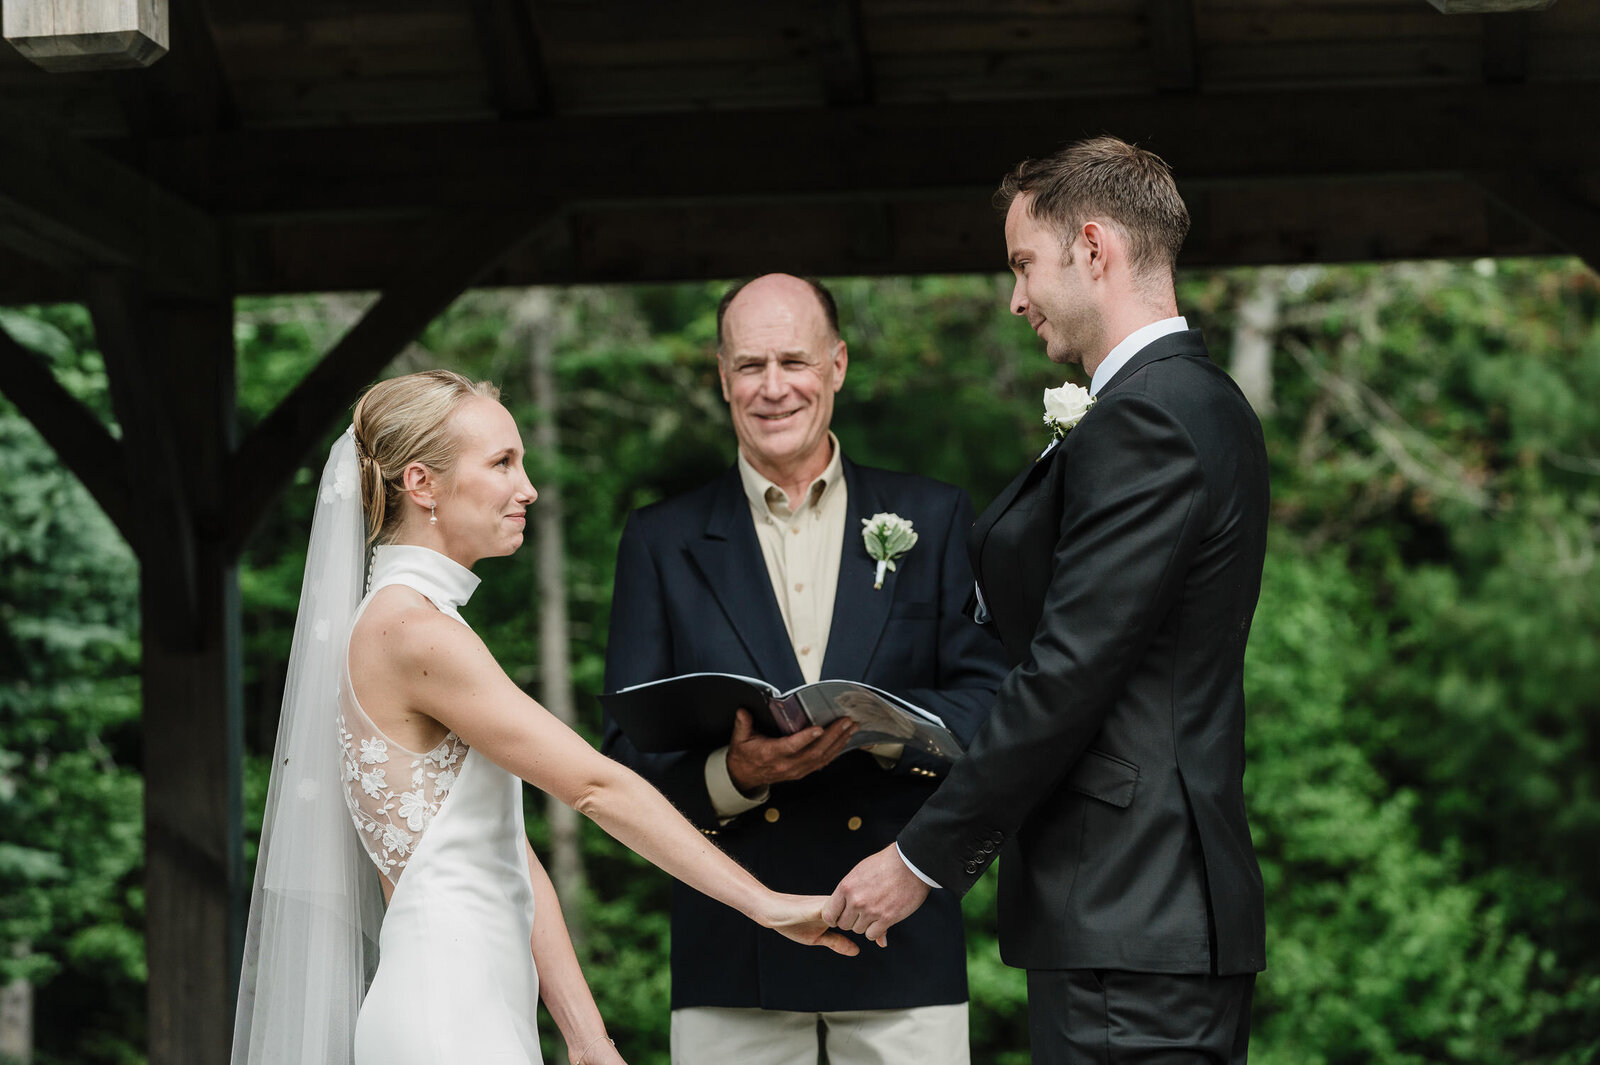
left=1427, top=0, right=1554, bottom=12
left=1472, top=171, right=1600, bottom=272
left=1482, top=12, right=1530, bottom=84
left=469, top=0, right=549, bottom=118
left=192, top=84, right=1600, bottom=220
left=815, top=0, right=872, bottom=106
left=132, top=294, right=243, bottom=1065
left=0, top=324, right=135, bottom=538
left=1148, top=0, right=1198, bottom=92
left=223, top=209, right=561, bottom=555
left=116, top=0, right=234, bottom=139
left=0, top=127, right=221, bottom=297
left=85, top=270, right=199, bottom=646
left=2, top=0, right=167, bottom=72
left=191, top=175, right=1562, bottom=294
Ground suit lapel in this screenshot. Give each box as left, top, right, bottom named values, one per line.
left=685, top=467, right=806, bottom=690
left=968, top=446, right=1059, bottom=593
left=820, top=459, right=895, bottom=681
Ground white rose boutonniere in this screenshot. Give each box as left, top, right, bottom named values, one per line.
left=1043, top=381, right=1095, bottom=443
left=861, top=512, right=918, bottom=590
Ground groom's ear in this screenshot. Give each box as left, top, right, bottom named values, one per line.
left=1081, top=221, right=1109, bottom=279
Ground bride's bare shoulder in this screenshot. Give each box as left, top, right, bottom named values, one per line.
left=350, top=587, right=485, bottom=672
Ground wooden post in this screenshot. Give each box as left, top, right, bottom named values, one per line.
left=142, top=296, right=243, bottom=1065
left=91, top=285, right=242, bottom=1065
left=3, top=0, right=168, bottom=72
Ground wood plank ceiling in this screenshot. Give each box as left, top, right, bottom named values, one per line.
left=1, top=0, right=1597, bottom=300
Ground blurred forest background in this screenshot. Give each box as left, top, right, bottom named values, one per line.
left=2, top=259, right=1598, bottom=1065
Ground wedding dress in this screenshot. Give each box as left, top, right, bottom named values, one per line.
left=340, top=544, right=543, bottom=1064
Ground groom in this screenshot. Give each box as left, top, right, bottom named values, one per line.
left=826, top=137, right=1270, bottom=1063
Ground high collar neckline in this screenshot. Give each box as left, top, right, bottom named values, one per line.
left=368, top=544, right=481, bottom=622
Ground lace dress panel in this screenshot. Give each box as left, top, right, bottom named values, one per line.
left=338, top=703, right=469, bottom=886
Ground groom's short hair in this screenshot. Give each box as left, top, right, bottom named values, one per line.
left=996, top=135, right=1190, bottom=281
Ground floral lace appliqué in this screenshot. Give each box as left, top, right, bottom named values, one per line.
left=338, top=715, right=468, bottom=883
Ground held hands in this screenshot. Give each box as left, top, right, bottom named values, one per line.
left=726, top=708, right=856, bottom=795
left=761, top=893, right=865, bottom=956
left=823, top=843, right=931, bottom=946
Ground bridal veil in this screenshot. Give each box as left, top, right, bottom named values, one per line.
left=231, top=427, right=383, bottom=1064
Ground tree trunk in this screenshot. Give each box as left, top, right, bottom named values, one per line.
left=0, top=944, right=31, bottom=1065
left=517, top=289, right=587, bottom=954
left=1231, top=267, right=1281, bottom=415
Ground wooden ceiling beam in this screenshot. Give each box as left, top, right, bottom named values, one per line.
left=0, top=127, right=222, bottom=297
left=223, top=208, right=563, bottom=554
left=1148, top=0, right=1198, bottom=92
left=186, top=84, right=1600, bottom=220
left=1472, top=171, right=1600, bottom=273
left=189, top=175, right=1560, bottom=295
left=116, top=0, right=234, bottom=139
left=469, top=0, right=550, bottom=118
left=815, top=0, right=872, bottom=106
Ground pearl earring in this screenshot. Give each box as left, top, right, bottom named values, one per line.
left=429, top=502, right=437, bottom=525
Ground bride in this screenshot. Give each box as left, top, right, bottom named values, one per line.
left=232, top=370, right=857, bottom=1065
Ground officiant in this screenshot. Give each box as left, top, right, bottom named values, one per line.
left=602, top=273, right=1007, bottom=1065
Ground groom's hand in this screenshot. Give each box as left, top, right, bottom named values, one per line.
left=824, top=843, right=930, bottom=946
left=726, top=708, right=855, bottom=795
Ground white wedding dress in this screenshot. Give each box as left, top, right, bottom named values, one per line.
left=339, top=544, right=543, bottom=1064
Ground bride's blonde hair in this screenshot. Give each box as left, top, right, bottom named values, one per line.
left=351, top=370, right=501, bottom=544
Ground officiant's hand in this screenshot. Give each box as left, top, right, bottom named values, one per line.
left=824, top=843, right=930, bottom=946
left=726, top=708, right=856, bottom=795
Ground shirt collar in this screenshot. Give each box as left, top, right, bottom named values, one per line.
left=737, top=432, right=844, bottom=517
left=1089, top=316, right=1189, bottom=397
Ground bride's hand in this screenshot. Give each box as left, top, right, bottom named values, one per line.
left=761, top=893, right=868, bottom=955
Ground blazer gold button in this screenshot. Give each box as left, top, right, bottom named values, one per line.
left=846, top=816, right=862, bottom=831
left=764, top=808, right=780, bottom=823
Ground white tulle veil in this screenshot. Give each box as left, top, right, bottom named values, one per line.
left=232, top=426, right=383, bottom=1064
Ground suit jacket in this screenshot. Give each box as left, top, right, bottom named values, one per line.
left=898, top=330, right=1270, bottom=976
left=602, top=457, right=1008, bottom=1011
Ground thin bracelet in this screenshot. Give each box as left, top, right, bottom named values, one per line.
left=574, top=1034, right=614, bottom=1064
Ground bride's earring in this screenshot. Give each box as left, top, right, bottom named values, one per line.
left=429, top=501, right=437, bottom=525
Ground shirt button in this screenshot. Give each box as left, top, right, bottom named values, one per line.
left=847, top=816, right=862, bottom=831
left=764, top=808, right=780, bottom=823
left=791, top=526, right=800, bottom=534
left=800, top=646, right=811, bottom=656
left=794, top=583, right=804, bottom=592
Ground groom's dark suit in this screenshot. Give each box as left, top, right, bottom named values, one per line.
left=604, top=457, right=1007, bottom=1012
left=898, top=330, right=1268, bottom=1052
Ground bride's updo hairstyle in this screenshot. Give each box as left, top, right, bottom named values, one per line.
left=351, top=370, right=501, bottom=544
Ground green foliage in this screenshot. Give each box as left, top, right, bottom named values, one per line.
left=0, top=305, right=146, bottom=1065
left=4, top=258, right=1599, bottom=1063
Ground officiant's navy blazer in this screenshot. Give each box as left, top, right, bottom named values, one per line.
left=603, top=457, right=1008, bottom=1012
left=898, top=330, right=1270, bottom=977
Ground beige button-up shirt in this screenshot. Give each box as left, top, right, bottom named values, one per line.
left=706, top=435, right=849, bottom=817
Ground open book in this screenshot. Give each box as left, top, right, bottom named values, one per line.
left=600, top=672, right=964, bottom=764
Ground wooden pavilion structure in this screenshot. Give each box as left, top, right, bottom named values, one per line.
left=0, top=1, right=1596, bottom=1061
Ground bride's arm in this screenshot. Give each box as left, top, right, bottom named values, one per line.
left=523, top=841, right=626, bottom=1065
left=394, top=612, right=860, bottom=955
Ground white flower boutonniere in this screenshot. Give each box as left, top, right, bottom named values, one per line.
left=861, top=512, right=918, bottom=590
left=1043, top=381, right=1095, bottom=443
